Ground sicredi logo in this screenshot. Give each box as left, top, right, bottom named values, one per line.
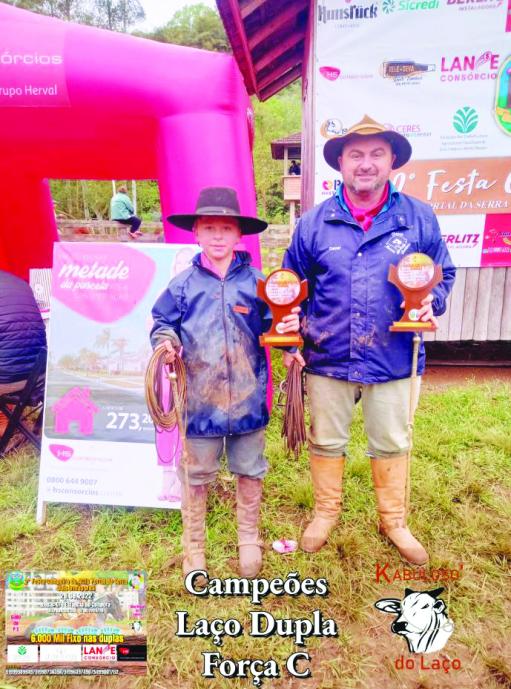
left=441, top=51, right=499, bottom=82
left=318, top=2, right=378, bottom=22
left=453, top=107, right=478, bottom=133
left=382, top=0, right=439, bottom=13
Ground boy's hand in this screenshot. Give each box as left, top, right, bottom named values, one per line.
left=163, top=339, right=176, bottom=364
left=277, top=306, right=301, bottom=334
left=283, top=350, right=306, bottom=369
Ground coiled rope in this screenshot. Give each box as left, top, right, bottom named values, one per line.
left=281, top=358, right=307, bottom=459
left=145, top=343, right=192, bottom=567
left=145, top=343, right=187, bottom=432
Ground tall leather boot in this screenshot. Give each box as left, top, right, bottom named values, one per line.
left=300, top=454, right=345, bottom=553
left=371, top=455, right=428, bottom=566
left=236, top=476, right=264, bottom=578
left=181, top=483, right=209, bottom=578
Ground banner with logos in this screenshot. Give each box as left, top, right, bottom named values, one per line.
left=314, top=0, right=511, bottom=266
left=38, top=242, right=199, bottom=517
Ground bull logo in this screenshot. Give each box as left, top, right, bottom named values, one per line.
left=375, top=587, right=454, bottom=654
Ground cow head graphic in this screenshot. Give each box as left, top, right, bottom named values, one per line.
left=375, top=588, right=454, bottom=654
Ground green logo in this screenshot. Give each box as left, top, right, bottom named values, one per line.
left=453, top=107, right=478, bottom=133
left=383, top=0, right=396, bottom=13
left=18, top=646, right=27, bottom=656
left=6, top=571, right=25, bottom=591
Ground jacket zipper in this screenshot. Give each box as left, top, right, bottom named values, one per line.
left=220, top=277, right=233, bottom=435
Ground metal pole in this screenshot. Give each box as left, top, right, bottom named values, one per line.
left=406, top=333, right=421, bottom=519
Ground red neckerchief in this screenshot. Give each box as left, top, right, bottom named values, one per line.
left=343, top=184, right=389, bottom=232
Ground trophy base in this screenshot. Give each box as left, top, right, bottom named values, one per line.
left=390, top=321, right=437, bottom=332
left=259, top=334, right=304, bottom=346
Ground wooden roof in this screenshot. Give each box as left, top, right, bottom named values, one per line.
left=271, top=132, right=302, bottom=159
left=216, top=0, right=309, bottom=101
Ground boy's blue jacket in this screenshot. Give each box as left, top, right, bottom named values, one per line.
left=150, top=251, right=272, bottom=437
left=283, top=192, right=456, bottom=384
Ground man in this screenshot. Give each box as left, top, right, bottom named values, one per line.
left=288, top=160, right=301, bottom=175
left=110, top=185, right=143, bottom=239
left=282, top=115, right=455, bottom=565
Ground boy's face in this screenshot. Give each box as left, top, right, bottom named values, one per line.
left=194, top=216, right=242, bottom=262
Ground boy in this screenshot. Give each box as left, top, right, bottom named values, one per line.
left=150, top=187, right=299, bottom=578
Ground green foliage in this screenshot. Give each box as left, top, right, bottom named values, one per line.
left=50, top=179, right=161, bottom=220
left=252, top=82, right=301, bottom=223
left=3, top=0, right=144, bottom=30
left=136, top=3, right=229, bottom=52
left=0, top=379, right=510, bottom=687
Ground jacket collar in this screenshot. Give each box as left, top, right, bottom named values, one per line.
left=192, top=249, right=251, bottom=278
left=323, top=192, right=413, bottom=246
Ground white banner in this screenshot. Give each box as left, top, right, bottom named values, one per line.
left=314, top=0, right=511, bottom=267
left=38, top=242, right=199, bottom=515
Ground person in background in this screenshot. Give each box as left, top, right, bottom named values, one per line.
left=0, top=270, right=46, bottom=393
left=110, top=185, right=142, bottom=239
left=288, top=160, right=301, bottom=175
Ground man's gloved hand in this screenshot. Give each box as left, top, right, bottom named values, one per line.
left=163, top=339, right=176, bottom=364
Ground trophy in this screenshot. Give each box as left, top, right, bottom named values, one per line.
left=257, top=269, right=308, bottom=346
left=388, top=253, right=443, bottom=332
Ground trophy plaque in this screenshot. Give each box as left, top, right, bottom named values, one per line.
left=257, top=269, right=308, bottom=346
left=388, top=253, right=443, bottom=332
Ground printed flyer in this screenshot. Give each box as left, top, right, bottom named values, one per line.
left=38, top=242, right=199, bottom=516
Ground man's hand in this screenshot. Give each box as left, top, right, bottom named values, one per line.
left=400, top=293, right=438, bottom=328
left=163, top=339, right=176, bottom=364
left=283, top=350, right=306, bottom=369
left=277, top=306, right=301, bottom=334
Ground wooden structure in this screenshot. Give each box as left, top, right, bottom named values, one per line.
left=270, top=132, right=301, bottom=233
left=217, top=0, right=511, bottom=345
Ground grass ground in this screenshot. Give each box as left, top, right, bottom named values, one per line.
left=0, top=353, right=510, bottom=689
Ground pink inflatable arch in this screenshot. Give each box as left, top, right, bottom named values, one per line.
left=0, top=4, right=260, bottom=279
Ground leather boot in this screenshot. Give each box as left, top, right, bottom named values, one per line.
left=237, top=476, right=264, bottom=578
left=371, top=455, right=428, bottom=566
left=300, top=454, right=345, bottom=553
left=180, top=483, right=208, bottom=578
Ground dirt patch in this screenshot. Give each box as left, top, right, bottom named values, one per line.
left=423, top=366, right=511, bottom=390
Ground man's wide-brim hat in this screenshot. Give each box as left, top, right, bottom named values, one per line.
left=323, top=114, right=412, bottom=171
left=167, top=187, right=267, bottom=235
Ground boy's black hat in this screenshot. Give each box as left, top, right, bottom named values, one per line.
left=167, top=187, right=268, bottom=235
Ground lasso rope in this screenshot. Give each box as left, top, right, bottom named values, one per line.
left=281, top=358, right=307, bottom=459
left=145, top=343, right=192, bottom=570
left=145, top=343, right=187, bottom=431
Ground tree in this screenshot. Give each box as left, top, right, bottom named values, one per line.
left=3, top=0, right=144, bottom=31
left=251, top=82, right=301, bottom=223
left=136, top=3, right=229, bottom=52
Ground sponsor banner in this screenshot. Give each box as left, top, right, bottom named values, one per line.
left=482, top=213, right=511, bottom=265
left=5, top=570, right=147, bottom=676
left=40, top=645, right=82, bottom=662
left=314, top=2, right=511, bottom=266
left=0, top=21, right=69, bottom=107
left=7, top=645, right=39, bottom=663
left=39, top=242, right=199, bottom=511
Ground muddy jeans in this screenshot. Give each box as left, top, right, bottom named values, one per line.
left=306, top=373, right=421, bottom=458
left=178, top=429, right=268, bottom=486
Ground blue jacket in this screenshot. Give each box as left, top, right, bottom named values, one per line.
left=110, top=192, right=134, bottom=220
left=150, top=251, right=272, bottom=437
left=283, top=191, right=456, bottom=384
left=0, top=270, right=47, bottom=384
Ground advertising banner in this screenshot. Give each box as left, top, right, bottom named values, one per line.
left=314, top=0, right=511, bottom=266
left=37, top=242, right=199, bottom=518
left=5, top=570, right=146, bottom=677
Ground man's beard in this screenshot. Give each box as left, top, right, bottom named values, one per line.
left=347, top=176, right=386, bottom=195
